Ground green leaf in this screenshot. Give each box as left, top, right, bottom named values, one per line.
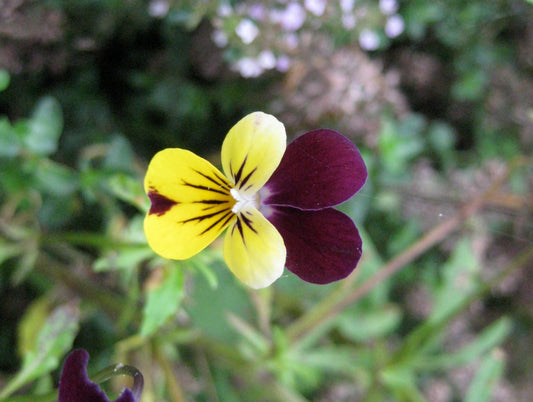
left=101, top=173, right=147, bottom=212
left=33, top=159, right=78, bottom=196
left=23, top=97, right=63, bottom=155
left=465, top=349, right=505, bottom=402
left=0, top=118, right=22, bottom=157
left=417, top=317, right=511, bottom=370
left=0, top=69, right=10, bottom=91
left=430, top=238, right=479, bottom=324
left=379, top=366, right=427, bottom=402
left=0, top=303, right=80, bottom=399
left=337, top=304, right=402, bottom=342
left=140, top=265, right=185, bottom=338
left=94, top=246, right=153, bottom=272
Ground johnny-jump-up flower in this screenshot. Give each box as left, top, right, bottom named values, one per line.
left=58, top=349, right=143, bottom=402
left=144, top=112, right=367, bottom=288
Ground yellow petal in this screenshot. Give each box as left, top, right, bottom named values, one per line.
left=144, top=148, right=235, bottom=260
left=221, top=112, right=286, bottom=196
left=223, top=206, right=286, bottom=289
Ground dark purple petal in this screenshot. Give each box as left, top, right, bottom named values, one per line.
left=263, top=129, right=367, bottom=210
left=267, top=206, right=362, bottom=284
left=58, top=349, right=135, bottom=402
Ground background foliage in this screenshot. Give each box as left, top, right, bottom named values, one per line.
left=0, top=0, right=532, bottom=401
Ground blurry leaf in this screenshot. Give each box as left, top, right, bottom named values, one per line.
left=11, top=244, right=39, bottom=285
left=140, top=266, right=185, bottom=338
left=418, top=317, right=511, bottom=370
left=94, top=246, right=153, bottom=272
left=337, top=304, right=402, bottom=342
left=465, top=349, right=505, bottom=402
left=0, top=303, right=79, bottom=399
left=103, top=136, right=135, bottom=173
left=378, top=115, right=426, bottom=175
left=101, top=173, right=147, bottom=211
left=0, top=240, right=22, bottom=265
left=452, top=70, right=487, bottom=101
left=33, top=159, right=78, bottom=196
left=23, top=97, right=63, bottom=156
left=379, top=366, right=426, bottom=402
left=0, top=118, right=22, bottom=157
left=37, top=195, right=79, bottom=229
left=186, top=261, right=254, bottom=343
left=430, top=237, right=479, bottom=323
left=388, top=219, right=421, bottom=255
left=298, top=346, right=371, bottom=382
left=17, top=296, right=53, bottom=357
left=0, top=69, right=10, bottom=91
left=227, top=313, right=269, bottom=357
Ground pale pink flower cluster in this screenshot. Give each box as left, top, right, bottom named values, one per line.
left=206, top=0, right=405, bottom=77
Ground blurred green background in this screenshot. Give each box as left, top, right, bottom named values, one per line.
left=0, top=0, right=532, bottom=401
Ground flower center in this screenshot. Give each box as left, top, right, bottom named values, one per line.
left=230, top=188, right=257, bottom=214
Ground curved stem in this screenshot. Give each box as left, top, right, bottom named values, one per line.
left=91, top=363, right=144, bottom=402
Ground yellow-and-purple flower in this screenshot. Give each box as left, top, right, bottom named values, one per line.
left=144, top=112, right=367, bottom=289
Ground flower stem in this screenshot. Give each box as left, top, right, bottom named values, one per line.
left=287, top=161, right=516, bottom=344
left=91, top=363, right=144, bottom=402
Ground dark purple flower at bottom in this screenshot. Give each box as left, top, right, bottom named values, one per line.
left=261, top=129, right=367, bottom=284
left=58, top=349, right=142, bottom=402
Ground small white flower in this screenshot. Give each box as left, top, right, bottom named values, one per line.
left=342, top=13, right=356, bottom=29
left=304, top=0, right=326, bottom=16
left=211, top=30, right=228, bottom=47
left=359, top=29, right=380, bottom=50
left=284, top=33, right=300, bottom=50
left=340, top=0, right=355, bottom=13
left=258, top=50, right=277, bottom=70
left=379, top=0, right=398, bottom=15
left=236, top=57, right=263, bottom=78
left=248, top=3, right=267, bottom=21
left=148, top=0, right=169, bottom=18
left=235, top=19, right=259, bottom=44
left=279, top=2, right=306, bottom=31
left=385, top=14, right=404, bottom=38
left=217, top=3, right=233, bottom=17
left=276, top=55, right=291, bottom=72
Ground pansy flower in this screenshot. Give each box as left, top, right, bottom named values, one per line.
left=58, top=349, right=143, bottom=402
left=144, top=112, right=367, bottom=288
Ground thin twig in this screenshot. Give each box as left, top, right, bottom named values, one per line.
left=287, top=164, right=513, bottom=344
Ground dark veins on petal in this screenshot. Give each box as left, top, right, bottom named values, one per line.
left=230, top=155, right=257, bottom=191
left=231, top=210, right=257, bottom=246
left=148, top=190, right=178, bottom=216
left=176, top=169, right=234, bottom=234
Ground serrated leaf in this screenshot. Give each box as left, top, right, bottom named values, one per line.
left=23, top=97, right=63, bottom=155
left=0, top=303, right=80, bottom=399
left=140, top=266, right=185, bottom=337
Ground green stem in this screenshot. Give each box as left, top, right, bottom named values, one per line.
left=91, top=363, right=144, bottom=402
left=287, top=163, right=512, bottom=344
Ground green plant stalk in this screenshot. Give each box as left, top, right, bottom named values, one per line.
left=36, top=253, right=127, bottom=319
left=154, top=345, right=186, bottom=402
left=287, top=163, right=513, bottom=344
